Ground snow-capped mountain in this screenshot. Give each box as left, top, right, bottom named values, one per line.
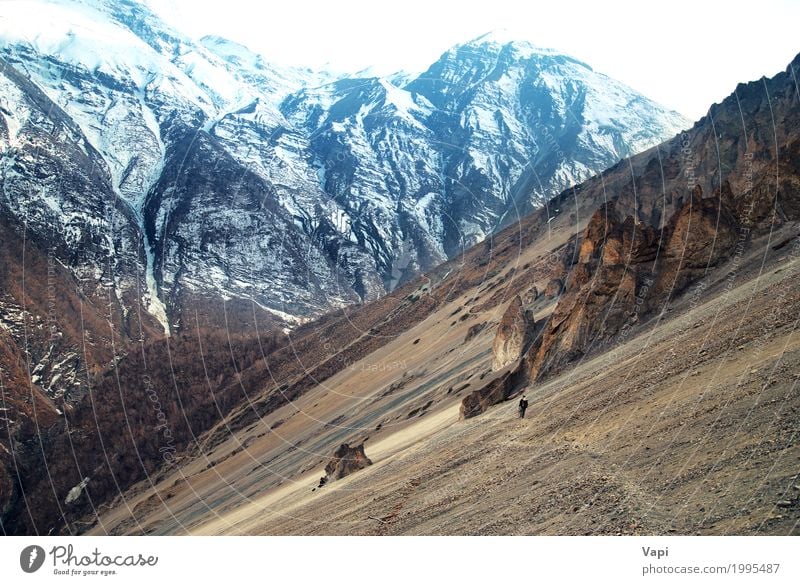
left=0, top=0, right=689, bottom=343
left=409, top=32, right=689, bottom=226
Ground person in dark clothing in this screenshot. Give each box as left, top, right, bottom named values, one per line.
left=518, top=395, right=529, bottom=418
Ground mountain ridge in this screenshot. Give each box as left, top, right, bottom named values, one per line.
left=0, top=0, right=688, bottom=333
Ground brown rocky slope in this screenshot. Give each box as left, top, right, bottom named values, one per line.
left=460, top=52, right=800, bottom=415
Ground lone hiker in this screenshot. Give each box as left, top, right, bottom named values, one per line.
left=518, top=395, right=529, bottom=419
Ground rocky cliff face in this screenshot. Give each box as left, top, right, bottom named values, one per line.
left=520, top=53, right=800, bottom=383
left=525, top=192, right=738, bottom=379
left=460, top=52, right=800, bottom=419
left=491, top=295, right=534, bottom=370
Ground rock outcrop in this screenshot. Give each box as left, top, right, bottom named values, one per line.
left=544, top=279, right=564, bottom=298
left=521, top=285, right=539, bottom=305
left=323, top=443, right=373, bottom=482
left=460, top=369, right=525, bottom=419
left=651, top=185, right=739, bottom=300
left=526, top=187, right=740, bottom=381
left=464, top=322, right=487, bottom=343
left=491, top=296, right=535, bottom=371
left=461, top=296, right=537, bottom=418
left=526, top=203, right=657, bottom=378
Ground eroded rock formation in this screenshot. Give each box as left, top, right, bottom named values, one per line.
left=323, top=443, right=373, bottom=482
left=491, top=296, right=535, bottom=371
left=527, top=188, right=739, bottom=381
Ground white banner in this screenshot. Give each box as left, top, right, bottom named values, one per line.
left=1, top=536, right=797, bottom=584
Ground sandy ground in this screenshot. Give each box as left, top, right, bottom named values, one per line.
left=87, top=227, right=800, bottom=536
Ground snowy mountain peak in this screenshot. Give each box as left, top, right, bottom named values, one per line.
left=466, top=29, right=544, bottom=49
left=200, top=35, right=265, bottom=70
left=457, top=29, right=570, bottom=61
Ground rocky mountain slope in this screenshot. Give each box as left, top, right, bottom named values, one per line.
left=1, top=47, right=795, bottom=535
left=284, top=31, right=688, bottom=281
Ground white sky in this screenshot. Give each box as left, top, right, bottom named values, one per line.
left=147, top=0, right=800, bottom=120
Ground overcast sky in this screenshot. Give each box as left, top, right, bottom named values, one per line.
left=146, top=0, right=800, bottom=120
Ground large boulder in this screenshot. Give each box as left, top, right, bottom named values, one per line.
left=491, top=296, right=535, bottom=371
left=323, top=443, right=373, bottom=482
left=460, top=370, right=517, bottom=419
left=521, top=285, right=539, bottom=305
left=464, top=321, right=487, bottom=343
